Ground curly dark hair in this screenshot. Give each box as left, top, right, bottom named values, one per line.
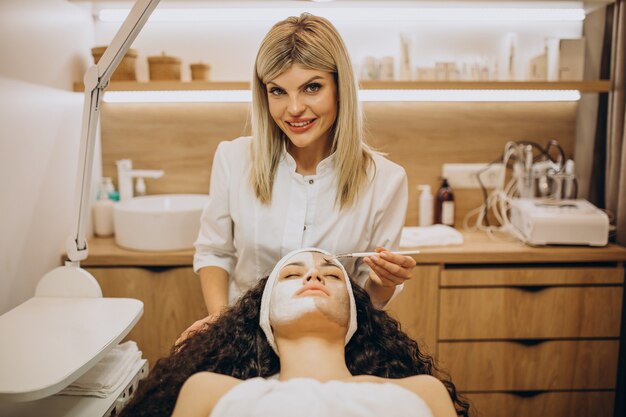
left=119, top=278, right=470, bottom=417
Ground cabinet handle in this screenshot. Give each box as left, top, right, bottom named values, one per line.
left=513, top=285, right=550, bottom=293
left=512, top=339, right=547, bottom=346
left=143, top=266, right=176, bottom=273
left=510, top=390, right=548, bottom=398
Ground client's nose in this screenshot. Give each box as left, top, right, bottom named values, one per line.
left=304, top=268, right=324, bottom=284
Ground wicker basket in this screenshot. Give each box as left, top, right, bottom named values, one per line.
left=190, top=63, right=211, bottom=81
left=148, top=52, right=181, bottom=81
left=91, top=46, right=137, bottom=81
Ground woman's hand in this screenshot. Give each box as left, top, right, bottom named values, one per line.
left=363, top=246, right=417, bottom=288
left=175, top=313, right=220, bottom=346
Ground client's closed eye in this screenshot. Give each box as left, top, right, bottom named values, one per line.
left=283, top=274, right=301, bottom=279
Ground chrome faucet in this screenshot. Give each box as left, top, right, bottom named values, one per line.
left=116, top=159, right=164, bottom=201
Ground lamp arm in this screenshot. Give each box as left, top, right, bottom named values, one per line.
left=67, top=0, right=161, bottom=262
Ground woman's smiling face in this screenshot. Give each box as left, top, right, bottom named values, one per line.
left=266, top=63, right=338, bottom=152
left=269, top=251, right=350, bottom=328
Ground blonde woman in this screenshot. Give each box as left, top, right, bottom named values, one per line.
left=187, top=13, right=415, bottom=338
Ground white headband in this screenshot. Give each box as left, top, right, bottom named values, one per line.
left=259, top=247, right=358, bottom=354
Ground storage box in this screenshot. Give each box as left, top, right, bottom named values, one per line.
left=190, top=63, right=211, bottom=81
left=148, top=53, right=181, bottom=81
left=91, top=46, right=137, bottom=81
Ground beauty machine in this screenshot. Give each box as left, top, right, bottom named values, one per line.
left=510, top=198, right=609, bottom=246
left=0, top=0, right=161, bottom=407
left=466, top=140, right=610, bottom=246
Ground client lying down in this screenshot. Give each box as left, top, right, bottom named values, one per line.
left=119, top=248, right=470, bottom=417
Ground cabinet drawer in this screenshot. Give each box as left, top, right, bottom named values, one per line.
left=438, top=340, right=619, bottom=391
left=441, top=266, right=624, bottom=287
left=440, top=286, right=623, bottom=339
left=465, top=391, right=614, bottom=417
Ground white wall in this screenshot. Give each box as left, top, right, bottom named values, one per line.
left=0, top=0, right=95, bottom=314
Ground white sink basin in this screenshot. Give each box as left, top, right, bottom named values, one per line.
left=113, top=194, right=208, bottom=251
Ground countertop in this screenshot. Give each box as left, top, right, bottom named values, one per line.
left=78, top=231, right=626, bottom=267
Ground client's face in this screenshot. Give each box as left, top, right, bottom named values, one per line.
left=269, top=252, right=350, bottom=328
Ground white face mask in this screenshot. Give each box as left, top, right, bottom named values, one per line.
left=259, top=248, right=358, bottom=354
left=269, top=252, right=350, bottom=328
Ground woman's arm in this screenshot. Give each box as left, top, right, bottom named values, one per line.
left=199, top=266, right=229, bottom=315
left=364, top=268, right=396, bottom=308
left=171, top=372, right=241, bottom=417
left=176, top=266, right=228, bottom=345
left=193, top=141, right=237, bottom=312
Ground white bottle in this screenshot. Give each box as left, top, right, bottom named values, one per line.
left=418, top=185, right=434, bottom=227
left=93, top=179, right=115, bottom=237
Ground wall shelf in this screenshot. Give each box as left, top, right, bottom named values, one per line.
left=73, top=80, right=611, bottom=93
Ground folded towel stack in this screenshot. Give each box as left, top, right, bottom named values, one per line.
left=400, top=225, right=463, bottom=248
left=59, top=341, right=143, bottom=398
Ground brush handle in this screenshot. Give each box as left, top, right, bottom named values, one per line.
left=338, top=250, right=420, bottom=258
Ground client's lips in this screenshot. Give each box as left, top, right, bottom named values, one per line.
left=296, top=283, right=330, bottom=296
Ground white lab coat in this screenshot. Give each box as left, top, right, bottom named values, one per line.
left=193, top=136, right=408, bottom=305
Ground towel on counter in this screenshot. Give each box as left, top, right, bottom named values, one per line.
left=58, top=341, right=143, bottom=398
left=210, top=377, right=433, bottom=417
left=400, top=225, right=463, bottom=248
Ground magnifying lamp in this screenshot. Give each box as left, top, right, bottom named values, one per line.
left=0, top=0, right=161, bottom=402
left=44, top=0, right=161, bottom=293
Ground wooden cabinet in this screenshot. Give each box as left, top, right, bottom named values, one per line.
left=437, top=264, right=624, bottom=417
left=85, top=266, right=207, bottom=367
left=386, top=265, right=440, bottom=355
left=465, top=391, right=615, bottom=417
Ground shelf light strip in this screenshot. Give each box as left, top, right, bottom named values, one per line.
left=101, top=90, right=581, bottom=103
left=98, top=8, right=586, bottom=22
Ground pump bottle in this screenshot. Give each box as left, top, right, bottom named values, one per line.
left=417, top=185, right=434, bottom=227
left=435, top=178, right=455, bottom=226
left=93, top=177, right=116, bottom=237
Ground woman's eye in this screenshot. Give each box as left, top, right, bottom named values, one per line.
left=326, top=274, right=341, bottom=280
left=268, top=87, right=284, bottom=96
left=304, top=83, right=321, bottom=93
left=283, top=273, right=300, bottom=279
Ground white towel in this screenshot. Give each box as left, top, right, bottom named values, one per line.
left=58, top=341, right=143, bottom=398
left=210, top=377, right=434, bottom=417
left=400, top=225, right=463, bottom=248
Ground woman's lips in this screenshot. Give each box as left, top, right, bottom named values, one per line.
left=296, top=283, right=329, bottom=296
left=285, top=118, right=317, bottom=133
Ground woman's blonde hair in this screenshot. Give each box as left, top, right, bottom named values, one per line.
left=250, top=13, right=373, bottom=209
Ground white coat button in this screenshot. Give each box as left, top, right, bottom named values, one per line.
left=308, top=179, right=314, bottom=184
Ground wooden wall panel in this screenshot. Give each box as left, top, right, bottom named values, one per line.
left=101, top=101, right=576, bottom=225
left=101, top=102, right=251, bottom=195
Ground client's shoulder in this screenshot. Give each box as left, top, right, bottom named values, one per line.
left=171, top=372, right=242, bottom=417
left=185, top=371, right=242, bottom=391
left=396, top=375, right=456, bottom=417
